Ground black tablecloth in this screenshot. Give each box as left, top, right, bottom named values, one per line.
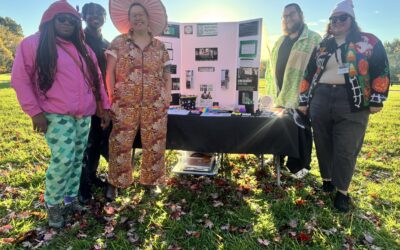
left=133, top=115, right=299, bottom=158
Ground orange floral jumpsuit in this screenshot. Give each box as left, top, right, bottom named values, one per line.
left=107, top=34, right=170, bottom=188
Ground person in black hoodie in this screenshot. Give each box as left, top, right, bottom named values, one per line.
left=79, top=2, right=111, bottom=204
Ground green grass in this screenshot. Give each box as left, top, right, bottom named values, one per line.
left=0, top=73, right=399, bottom=249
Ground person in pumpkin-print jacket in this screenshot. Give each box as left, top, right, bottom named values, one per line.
left=298, top=0, right=390, bottom=212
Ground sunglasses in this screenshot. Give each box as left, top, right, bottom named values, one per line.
left=55, top=15, right=79, bottom=26
left=329, top=14, right=350, bottom=24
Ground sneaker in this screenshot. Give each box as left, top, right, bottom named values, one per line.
left=46, top=204, right=64, bottom=228
left=334, top=191, right=350, bottom=212
left=290, top=168, right=309, bottom=179
left=322, top=181, right=335, bottom=193
left=105, top=184, right=118, bottom=202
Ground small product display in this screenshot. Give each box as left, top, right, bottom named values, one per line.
left=172, top=152, right=219, bottom=176
left=180, top=95, right=197, bottom=110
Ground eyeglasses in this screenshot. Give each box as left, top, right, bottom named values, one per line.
left=282, top=11, right=298, bottom=20
left=55, top=15, right=79, bottom=26
left=329, top=14, right=350, bottom=24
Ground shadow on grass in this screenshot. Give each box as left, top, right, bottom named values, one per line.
left=0, top=81, right=10, bottom=89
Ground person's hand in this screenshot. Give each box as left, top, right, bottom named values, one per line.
left=298, top=106, right=308, bottom=115
left=101, top=110, right=111, bottom=130
left=32, top=113, right=48, bottom=133
left=369, top=106, right=382, bottom=114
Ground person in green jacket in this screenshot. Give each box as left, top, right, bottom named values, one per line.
left=266, top=3, right=321, bottom=178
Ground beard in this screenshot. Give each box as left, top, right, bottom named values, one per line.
left=283, top=21, right=303, bottom=35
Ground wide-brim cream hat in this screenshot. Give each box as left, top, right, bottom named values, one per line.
left=109, top=0, right=167, bottom=35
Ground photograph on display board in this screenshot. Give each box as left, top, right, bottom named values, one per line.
left=195, top=48, right=218, bottom=61
left=198, top=67, right=215, bottom=72
left=221, top=69, right=229, bottom=89
left=197, top=23, right=218, bottom=36
left=170, top=65, right=177, bottom=74
left=239, top=21, right=259, bottom=37
left=162, top=24, right=180, bottom=38
left=238, top=91, right=253, bottom=105
left=184, top=25, right=193, bottom=35
left=239, top=40, right=258, bottom=58
left=237, top=67, right=259, bottom=91
left=186, top=70, right=193, bottom=89
left=200, top=84, right=213, bottom=107
left=172, top=78, right=180, bottom=90
left=164, top=42, right=173, bottom=60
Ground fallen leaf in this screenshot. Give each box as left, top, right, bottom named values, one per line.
left=210, top=193, right=219, bottom=199
left=190, top=183, right=201, bottom=191
left=0, top=225, right=13, bottom=234
left=43, top=229, right=57, bottom=241
left=204, top=219, right=214, bottom=229
left=167, top=243, right=182, bottom=250
left=220, top=224, right=230, bottom=231
left=363, top=171, right=372, bottom=177
left=138, top=209, right=147, bottom=223
left=185, top=230, right=200, bottom=238
left=273, top=235, right=282, bottom=243
left=214, top=178, right=227, bottom=187
left=295, top=199, right=306, bottom=205
left=104, top=206, right=116, bottom=216
left=77, top=231, right=88, bottom=239
left=363, top=232, right=374, bottom=244
left=370, top=193, right=379, bottom=199
left=119, top=216, right=128, bottom=224
left=127, top=232, right=139, bottom=244
left=232, top=169, right=241, bottom=175
left=39, top=193, right=45, bottom=203
left=297, top=232, right=311, bottom=243
left=213, top=201, right=224, bottom=207
left=257, top=238, right=270, bottom=247
left=288, top=219, right=298, bottom=229
left=1, top=237, right=15, bottom=244
left=22, top=241, right=33, bottom=248
left=321, top=228, right=337, bottom=236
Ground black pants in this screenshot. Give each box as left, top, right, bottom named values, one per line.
left=284, top=124, right=312, bottom=173
left=79, top=116, right=112, bottom=198
left=310, top=84, right=369, bottom=190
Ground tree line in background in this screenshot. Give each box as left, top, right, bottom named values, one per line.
left=0, top=16, right=23, bottom=73
left=384, top=39, right=400, bottom=83
left=0, top=16, right=399, bottom=83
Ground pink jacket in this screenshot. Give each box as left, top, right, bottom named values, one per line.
left=11, top=32, right=110, bottom=118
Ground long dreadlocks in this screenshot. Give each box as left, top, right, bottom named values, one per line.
left=35, top=18, right=101, bottom=102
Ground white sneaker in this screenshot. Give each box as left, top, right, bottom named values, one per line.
left=291, top=168, right=309, bottom=179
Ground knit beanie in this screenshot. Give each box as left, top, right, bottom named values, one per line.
left=39, top=0, right=81, bottom=31
left=331, top=0, right=355, bottom=18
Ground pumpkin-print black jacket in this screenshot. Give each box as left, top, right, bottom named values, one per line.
left=298, top=32, right=390, bottom=112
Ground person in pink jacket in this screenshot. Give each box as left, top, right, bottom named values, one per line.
left=11, top=0, right=110, bottom=228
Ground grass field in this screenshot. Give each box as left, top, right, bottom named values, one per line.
left=0, top=74, right=399, bottom=249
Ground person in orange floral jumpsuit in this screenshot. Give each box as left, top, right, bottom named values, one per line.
left=106, top=1, right=171, bottom=196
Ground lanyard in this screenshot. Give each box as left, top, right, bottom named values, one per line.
left=334, top=43, right=347, bottom=67
left=334, top=48, right=343, bottom=67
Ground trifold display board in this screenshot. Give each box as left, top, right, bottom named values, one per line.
left=157, top=19, right=262, bottom=109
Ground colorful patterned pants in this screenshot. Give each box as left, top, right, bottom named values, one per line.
left=44, top=114, right=91, bottom=205
left=108, top=106, right=168, bottom=188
